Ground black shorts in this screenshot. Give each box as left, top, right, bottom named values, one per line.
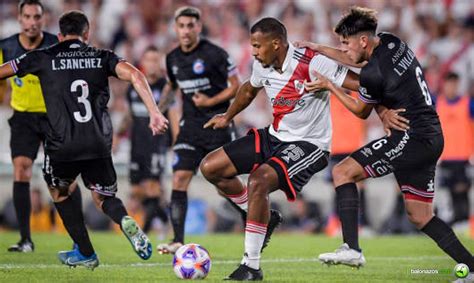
left=351, top=131, right=444, bottom=203
left=43, top=156, right=117, bottom=196
left=223, top=128, right=328, bottom=202
left=172, top=121, right=235, bottom=172
left=8, top=111, right=48, bottom=160
left=439, top=160, right=471, bottom=189
left=130, top=150, right=167, bottom=184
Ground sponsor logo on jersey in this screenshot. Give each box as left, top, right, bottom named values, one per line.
left=427, top=179, right=434, bottom=192
left=172, top=65, right=179, bottom=75
left=270, top=97, right=306, bottom=107
left=264, top=79, right=271, bottom=86
left=14, top=77, right=23, bottom=87
left=384, top=131, right=410, bottom=159
left=361, top=147, right=372, bottom=157
left=192, top=59, right=205, bottom=74
left=334, top=65, right=345, bottom=80
left=293, top=80, right=305, bottom=95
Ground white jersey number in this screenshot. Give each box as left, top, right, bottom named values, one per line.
left=415, top=66, right=432, bottom=106
left=71, top=79, right=92, bottom=123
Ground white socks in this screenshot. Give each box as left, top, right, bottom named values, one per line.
left=226, top=186, right=248, bottom=211
left=241, top=220, right=267, bottom=270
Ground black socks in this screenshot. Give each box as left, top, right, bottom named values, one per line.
left=101, top=197, right=128, bottom=226
left=336, top=183, right=360, bottom=251
left=54, top=196, right=94, bottom=257
left=13, top=182, right=31, bottom=242
left=170, top=190, right=187, bottom=244
left=422, top=216, right=474, bottom=270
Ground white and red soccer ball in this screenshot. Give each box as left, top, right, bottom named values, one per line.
left=173, top=243, right=211, bottom=279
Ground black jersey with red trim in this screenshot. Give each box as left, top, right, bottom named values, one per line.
left=10, top=39, right=124, bottom=161
left=358, top=32, right=442, bottom=137
left=166, top=38, right=237, bottom=123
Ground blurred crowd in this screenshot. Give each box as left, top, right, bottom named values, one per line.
left=0, top=0, right=472, bottom=236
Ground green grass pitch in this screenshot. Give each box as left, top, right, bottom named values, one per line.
left=1, top=231, right=473, bottom=282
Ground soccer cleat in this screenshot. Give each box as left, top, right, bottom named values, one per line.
left=261, top=209, right=283, bottom=252
left=318, top=243, right=366, bottom=268
left=8, top=239, right=34, bottom=253
left=57, top=249, right=99, bottom=270
left=121, top=216, right=152, bottom=260
left=225, top=264, right=263, bottom=281
left=157, top=241, right=183, bottom=255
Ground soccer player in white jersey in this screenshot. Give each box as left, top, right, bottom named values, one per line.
left=199, top=17, right=360, bottom=280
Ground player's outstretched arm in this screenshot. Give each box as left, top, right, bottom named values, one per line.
left=0, top=61, right=15, bottom=80
left=204, top=80, right=261, bottom=129
left=192, top=74, right=240, bottom=108
left=294, top=40, right=366, bottom=68
left=115, top=61, right=169, bottom=135
left=306, top=71, right=373, bottom=119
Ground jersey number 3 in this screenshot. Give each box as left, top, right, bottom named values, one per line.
left=71, top=79, right=92, bottom=123
left=415, top=66, right=432, bottom=106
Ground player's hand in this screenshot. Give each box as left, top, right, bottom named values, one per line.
left=203, top=113, right=230, bottom=129
left=305, top=71, right=332, bottom=93
left=193, top=92, right=214, bottom=108
left=149, top=111, right=169, bottom=135
left=382, top=108, right=410, bottom=137
left=293, top=40, right=321, bottom=51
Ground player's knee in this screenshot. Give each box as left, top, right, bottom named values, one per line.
left=248, top=174, right=270, bottom=198
left=200, top=157, right=219, bottom=181
left=332, top=163, right=353, bottom=185
left=406, top=210, right=431, bottom=229
left=14, top=161, right=33, bottom=181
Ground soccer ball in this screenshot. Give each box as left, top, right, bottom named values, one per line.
left=173, top=243, right=211, bottom=279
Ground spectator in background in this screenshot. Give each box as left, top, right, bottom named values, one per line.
left=115, top=46, right=174, bottom=235
left=435, top=72, right=474, bottom=226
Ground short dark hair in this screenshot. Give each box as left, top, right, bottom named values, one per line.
left=174, top=6, right=201, bottom=21
left=445, top=72, right=460, bottom=81
left=143, top=45, right=159, bottom=54
left=250, top=17, right=287, bottom=41
left=335, top=7, right=378, bottom=38
left=59, top=10, right=89, bottom=36
left=19, top=0, right=44, bottom=14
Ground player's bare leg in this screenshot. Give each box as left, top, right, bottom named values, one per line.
left=224, top=164, right=279, bottom=281
left=319, top=157, right=367, bottom=267
left=201, top=148, right=282, bottom=252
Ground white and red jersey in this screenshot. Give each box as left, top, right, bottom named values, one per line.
left=250, top=44, right=348, bottom=152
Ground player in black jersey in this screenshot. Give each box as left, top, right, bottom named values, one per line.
left=300, top=7, right=474, bottom=272
left=0, top=0, right=82, bottom=253
left=116, top=46, right=171, bottom=234
left=0, top=11, right=169, bottom=269
left=156, top=6, right=248, bottom=254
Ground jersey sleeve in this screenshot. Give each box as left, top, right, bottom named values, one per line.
left=217, top=49, right=238, bottom=78
left=104, top=50, right=125, bottom=77
left=165, top=55, right=177, bottom=89
left=358, top=65, right=384, bottom=104
left=249, top=60, right=264, bottom=88
left=309, top=55, right=349, bottom=87
left=11, top=50, right=42, bottom=77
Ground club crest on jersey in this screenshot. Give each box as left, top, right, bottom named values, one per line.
left=293, top=80, right=305, bottom=94
left=14, top=77, right=23, bottom=87
left=193, top=59, right=205, bottom=74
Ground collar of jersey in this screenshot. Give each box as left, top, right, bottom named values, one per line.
left=280, top=43, right=295, bottom=73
